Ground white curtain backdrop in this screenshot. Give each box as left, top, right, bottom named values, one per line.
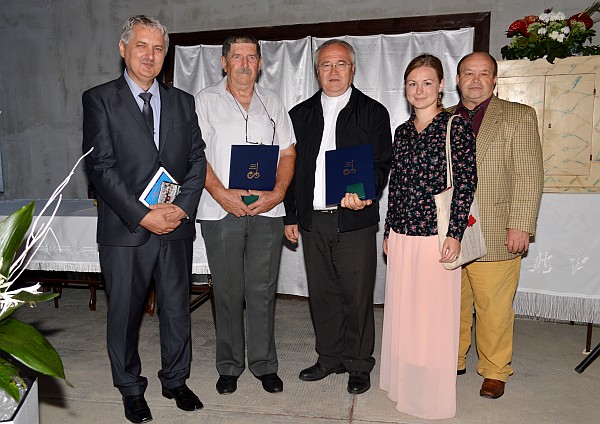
left=175, top=28, right=474, bottom=303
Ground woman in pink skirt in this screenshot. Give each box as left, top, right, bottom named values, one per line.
left=379, top=54, right=477, bottom=419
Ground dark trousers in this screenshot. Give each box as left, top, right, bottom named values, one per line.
left=99, top=236, right=193, bottom=396
left=200, top=214, right=283, bottom=377
left=300, top=211, right=377, bottom=373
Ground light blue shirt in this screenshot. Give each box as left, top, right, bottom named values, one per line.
left=123, top=70, right=161, bottom=148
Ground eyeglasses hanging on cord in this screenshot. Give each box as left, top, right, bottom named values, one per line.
left=229, top=88, right=276, bottom=145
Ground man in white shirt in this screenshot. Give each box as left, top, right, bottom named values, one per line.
left=195, top=35, right=296, bottom=395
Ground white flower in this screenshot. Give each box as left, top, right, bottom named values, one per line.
left=549, top=30, right=560, bottom=40
left=562, top=26, right=570, bottom=35
left=538, top=27, right=547, bottom=35
left=540, top=10, right=566, bottom=23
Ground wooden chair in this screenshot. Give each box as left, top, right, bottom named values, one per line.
left=23, top=270, right=103, bottom=311
left=144, top=275, right=215, bottom=325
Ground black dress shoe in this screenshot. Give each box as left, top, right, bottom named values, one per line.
left=216, top=375, right=238, bottom=394
left=347, top=371, right=370, bottom=395
left=457, top=368, right=467, bottom=376
left=122, top=395, right=153, bottom=423
left=299, top=363, right=346, bottom=382
left=162, top=384, right=203, bottom=411
left=257, top=373, right=283, bottom=393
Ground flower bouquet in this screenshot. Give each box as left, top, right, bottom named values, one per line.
left=501, top=2, right=600, bottom=63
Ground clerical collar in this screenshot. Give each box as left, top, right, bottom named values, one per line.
left=321, top=87, right=352, bottom=104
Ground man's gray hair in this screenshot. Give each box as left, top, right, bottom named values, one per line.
left=313, top=39, right=356, bottom=69
left=222, top=35, right=261, bottom=58
left=120, top=15, right=169, bottom=52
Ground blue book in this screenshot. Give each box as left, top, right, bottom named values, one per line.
left=139, top=167, right=179, bottom=206
left=229, top=145, right=280, bottom=204
left=325, top=144, right=376, bottom=206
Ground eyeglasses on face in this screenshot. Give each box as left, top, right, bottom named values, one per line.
left=318, top=61, right=351, bottom=72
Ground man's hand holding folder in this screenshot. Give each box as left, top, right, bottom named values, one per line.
left=340, top=192, right=373, bottom=210
left=245, top=186, right=287, bottom=215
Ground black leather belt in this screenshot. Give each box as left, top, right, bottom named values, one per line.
left=316, top=209, right=337, bottom=214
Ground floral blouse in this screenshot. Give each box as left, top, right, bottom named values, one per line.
left=384, top=111, right=477, bottom=241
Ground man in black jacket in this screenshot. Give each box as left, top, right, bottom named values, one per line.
left=283, top=39, right=392, bottom=395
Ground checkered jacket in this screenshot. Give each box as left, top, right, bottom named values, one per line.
left=451, top=96, right=544, bottom=261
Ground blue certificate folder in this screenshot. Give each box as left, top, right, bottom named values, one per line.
left=229, top=145, right=280, bottom=191
left=325, top=144, right=376, bottom=206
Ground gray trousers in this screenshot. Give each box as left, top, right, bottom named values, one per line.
left=200, top=214, right=283, bottom=377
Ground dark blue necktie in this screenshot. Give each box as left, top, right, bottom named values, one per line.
left=139, top=92, right=154, bottom=134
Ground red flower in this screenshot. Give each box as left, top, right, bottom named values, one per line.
left=568, top=12, right=594, bottom=29
left=467, top=214, right=477, bottom=227
left=507, top=19, right=530, bottom=37
left=507, top=15, right=539, bottom=37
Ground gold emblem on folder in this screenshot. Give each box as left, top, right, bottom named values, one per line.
left=247, top=162, right=260, bottom=179
left=343, top=160, right=357, bottom=176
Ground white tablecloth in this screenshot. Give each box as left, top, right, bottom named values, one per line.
left=0, top=199, right=209, bottom=274
left=2, top=194, right=599, bottom=323
left=515, top=193, right=600, bottom=324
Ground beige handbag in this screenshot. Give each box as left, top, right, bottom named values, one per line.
left=434, top=115, right=486, bottom=270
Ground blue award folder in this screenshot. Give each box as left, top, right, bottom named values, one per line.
left=229, top=144, right=279, bottom=192
left=325, top=144, right=376, bottom=206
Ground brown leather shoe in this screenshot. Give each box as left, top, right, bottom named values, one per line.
left=480, top=378, right=505, bottom=399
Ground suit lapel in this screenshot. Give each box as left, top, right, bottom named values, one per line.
left=159, top=84, right=171, bottom=154
left=116, top=77, right=156, bottom=147
left=476, top=96, right=503, bottom=167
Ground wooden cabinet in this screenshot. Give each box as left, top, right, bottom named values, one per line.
left=496, top=56, right=600, bottom=192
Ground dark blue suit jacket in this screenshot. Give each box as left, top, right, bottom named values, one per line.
left=82, top=75, right=206, bottom=246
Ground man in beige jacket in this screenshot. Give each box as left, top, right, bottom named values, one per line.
left=452, top=52, right=544, bottom=399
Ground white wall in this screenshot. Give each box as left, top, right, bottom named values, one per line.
left=0, top=0, right=594, bottom=198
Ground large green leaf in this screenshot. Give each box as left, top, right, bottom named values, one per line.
left=13, top=291, right=59, bottom=303
left=0, top=358, right=22, bottom=401
left=0, top=201, right=34, bottom=278
left=0, top=293, right=59, bottom=322
left=0, top=318, right=65, bottom=380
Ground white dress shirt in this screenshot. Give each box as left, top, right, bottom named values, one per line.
left=195, top=77, right=296, bottom=220
left=313, top=87, right=352, bottom=210
left=123, top=69, right=160, bottom=149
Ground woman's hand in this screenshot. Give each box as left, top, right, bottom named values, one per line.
left=440, top=236, right=461, bottom=263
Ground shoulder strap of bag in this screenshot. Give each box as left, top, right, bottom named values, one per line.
left=444, top=115, right=460, bottom=188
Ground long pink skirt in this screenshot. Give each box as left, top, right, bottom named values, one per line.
left=379, top=230, right=461, bottom=420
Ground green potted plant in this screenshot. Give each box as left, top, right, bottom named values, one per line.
left=0, top=150, right=89, bottom=420
left=0, top=201, right=67, bottom=404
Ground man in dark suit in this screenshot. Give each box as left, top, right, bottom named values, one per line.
left=82, top=15, right=206, bottom=423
